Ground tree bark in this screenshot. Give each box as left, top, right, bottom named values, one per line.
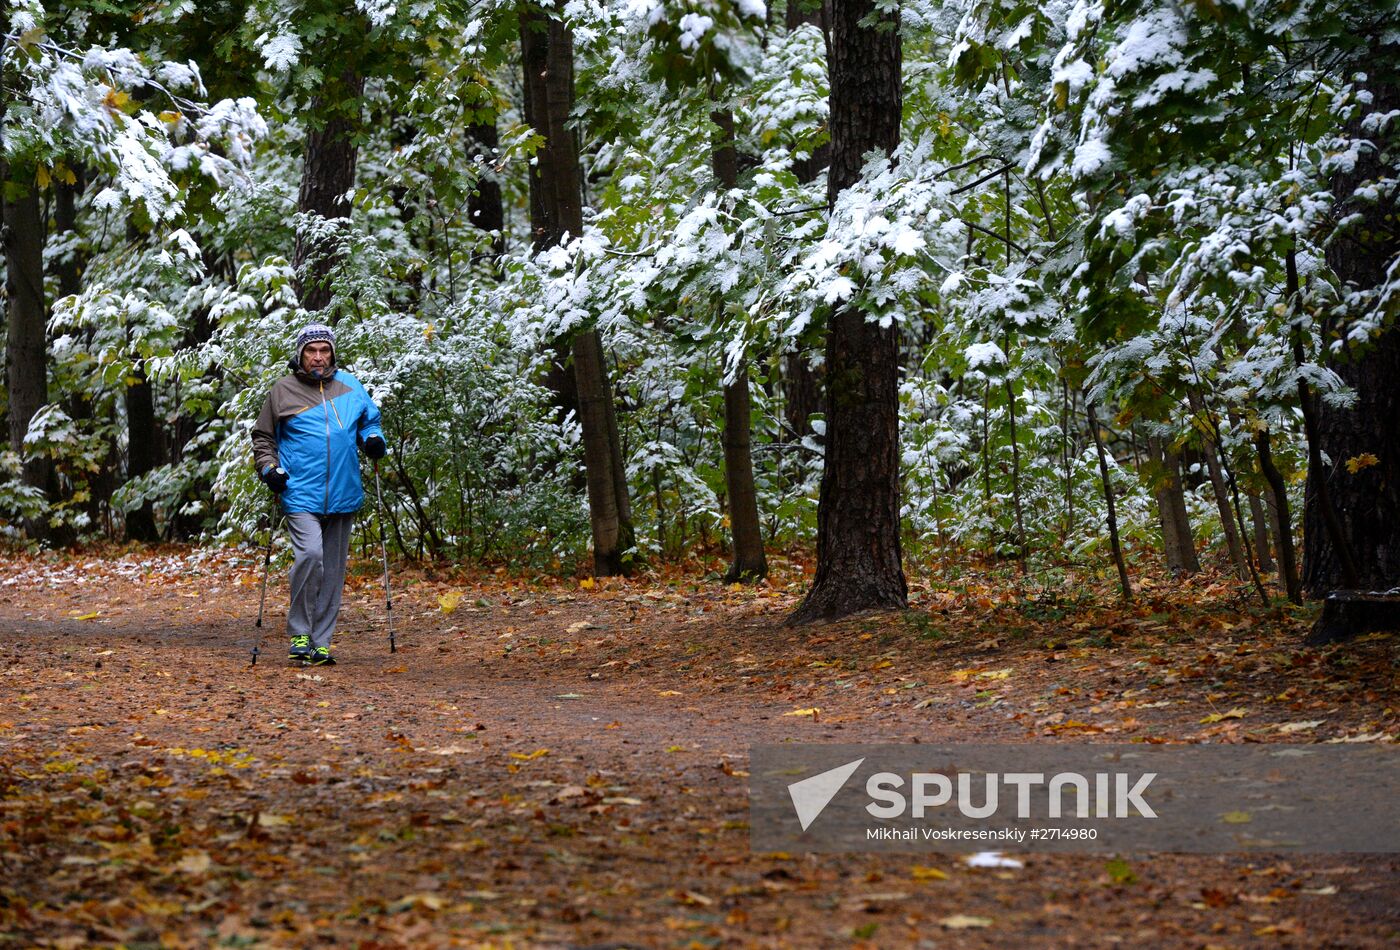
left=1088, top=401, right=1133, bottom=603
left=789, top=0, right=906, bottom=623
left=3, top=162, right=53, bottom=540
left=1255, top=427, right=1302, bottom=605
left=1306, top=50, right=1400, bottom=595
left=1146, top=434, right=1199, bottom=575
left=466, top=116, right=505, bottom=261
left=722, top=364, right=767, bottom=582
left=293, top=68, right=364, bottom=314
left=123, top=362, right=160, bottom=542
left=520, top=1, right=634, bottom=575
left=710, top=107, right=767, bottom=582
left=1247, top=490, right=1274, bottom=574
left=1186, top=391, right=1251, bottom=581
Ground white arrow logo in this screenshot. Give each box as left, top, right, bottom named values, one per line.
left=787, top=758, right=865, bottom=831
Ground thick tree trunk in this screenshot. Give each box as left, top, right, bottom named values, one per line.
left=293, top=69, right=363, bottom=314
left=124, top=363, right=160, bottom=542
left=520, top=2, right=634, bottom=575
left=1306, top=50, right=1400, bottom=595
left=3, top=163, right=53, bottom=540
left=1146, top=434, right=1199, bottom=575
left=722, top=365, right=767, bottom=582
left=521, top=6, right=580, bottom=427
left=789, top=0, right=906, bottom=622
left=466, top=117, right=505, bottom=261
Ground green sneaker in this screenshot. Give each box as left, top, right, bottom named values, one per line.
left=309, top=646, right=336, bottom=666
left=288, top=635, right=312, bottom=662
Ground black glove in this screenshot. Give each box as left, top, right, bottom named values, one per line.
left=261, top=466, right=289, bottom=494
left=363, top=435, right=387, bottom=460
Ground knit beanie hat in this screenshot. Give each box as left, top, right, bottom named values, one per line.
left=294, top=323, right=336, bottom=364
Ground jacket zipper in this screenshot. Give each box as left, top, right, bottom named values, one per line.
left=321, top=382, right=331, bottom=514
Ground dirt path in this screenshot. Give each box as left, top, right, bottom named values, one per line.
left=2, top=548, right=1398, bottom=947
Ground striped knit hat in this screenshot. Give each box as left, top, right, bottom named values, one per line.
left=294, top=323, right=336, bottom=364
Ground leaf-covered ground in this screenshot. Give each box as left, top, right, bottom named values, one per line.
left=2, top=546, right=1398, bottom=948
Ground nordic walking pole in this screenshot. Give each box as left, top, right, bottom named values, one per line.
left=373, top=459, right=395, bottom=653
left=251, top=507, right=280, bottom=666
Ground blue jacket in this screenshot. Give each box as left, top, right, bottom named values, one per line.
left=251, top=367, right=384, bottom=514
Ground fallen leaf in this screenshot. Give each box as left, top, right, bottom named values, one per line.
left=1221, top=811, right=1253, bottom=824
left=940, top=914, right=993, bottom=929
left=438, top=591, right=464, bottom=614
left=508, top=748, right=549, bottom=761
left=911, top=866, right=947, bottom=881
left=1199, top=707, right=1248, bottom=724
left=175, top=851, right=211, bottom=874
left=1277, top=720, right=1324, bottom=734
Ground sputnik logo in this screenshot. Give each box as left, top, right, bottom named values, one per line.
left=787, top=758, right=865, bottom=831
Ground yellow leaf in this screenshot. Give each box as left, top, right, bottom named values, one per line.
left=911, top=866, right=948, bottom=881
left=438, top=590, right=463, bottom=614
left=872, top=660, right=893, bottom=670
left=508, top=748, right=549, bottom=761
left=103, top=88, right=131, bottom=112
left=579, top=577, right=596, bottom=590
left=157, top=110, right=182, bottom=124
left=256, top=812, right=291, bottom=828
left=35, top=165, right=51, bottom=188
left=1345, top=453, right=1379, bottom=474
left=1221, top=811, right=1252, bottom=824
left=68, top=610, right=100, bottom=621
left=656, top=690, right=682, bottom=697
left=783, top=707, right=820, bottom=718
left=1199, top=707, right=1248, bottom=724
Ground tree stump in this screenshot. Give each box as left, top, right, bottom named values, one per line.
left=1305, top=591, right=1400, bottom=646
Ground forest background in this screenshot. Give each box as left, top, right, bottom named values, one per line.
left=2, top=0, right=1397, bottom=620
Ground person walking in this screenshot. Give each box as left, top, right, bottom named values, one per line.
left=252, top=323, right=386, bottom=665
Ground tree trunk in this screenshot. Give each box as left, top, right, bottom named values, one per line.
left=466, top=116, right=505, bottom=261
left=786, top=0, right=829, bottom=184
left=520, top=2, right=634, bottom=575
left=1247, top=490, right=1274, bottom=574
left=1255, top=427, right=1303, bottom=605
left=1306, top=50, right=1400, bottom=595
left=1186, top=391, right=1250, bottom=581
left=722, top=364, right=767, bottom=582
left=2, top=162, right=53, bottom=540
left=711, top=107, right=767, bottom=582
left=1087, top=401, right=1133, bottom=603
left=123, top=362, right=160, bottom=543
left=293, top=69, right=363, bottom=314
left=1146, top=434, right=1200, bottom=575
left=789, top=0, right=906, bottom=623
left=783, top=352, right=822, bottom=441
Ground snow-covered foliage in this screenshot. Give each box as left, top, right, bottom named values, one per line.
left=2, top=0, right=1393, bottom=588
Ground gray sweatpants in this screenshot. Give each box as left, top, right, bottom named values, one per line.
left=285, top=512, right=355, bottom=648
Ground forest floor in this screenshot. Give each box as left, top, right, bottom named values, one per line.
left=1, top=544, right=1398, bottom=949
